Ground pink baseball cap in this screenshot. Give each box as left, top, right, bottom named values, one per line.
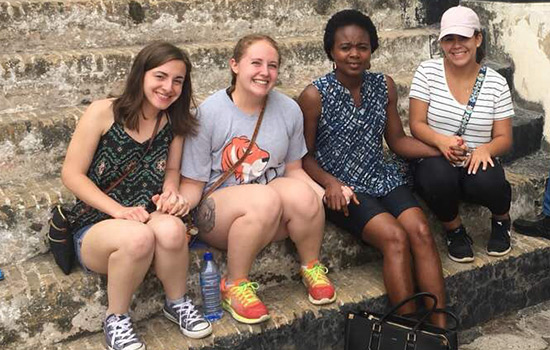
left=438, top=6, right=481, bottom=41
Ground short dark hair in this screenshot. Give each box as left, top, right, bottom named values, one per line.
left=112, top=41, right=198, bottom=136
left=323, top=9, right=379, bottom=61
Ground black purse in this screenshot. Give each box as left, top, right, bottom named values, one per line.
left=48, top=205, right=75, bottom=275
left=344, top=292, right=459, bottom=350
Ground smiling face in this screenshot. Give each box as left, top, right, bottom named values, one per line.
left=230, top=40, right=279, bottom=99
left=331, top=24, right=372, bottom=77
left=440, top=33, right=482, bottom=68
left=142, top=59, right=187, bottom=115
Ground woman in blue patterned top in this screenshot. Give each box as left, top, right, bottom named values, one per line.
left=298, top=10, right=446, bottom=326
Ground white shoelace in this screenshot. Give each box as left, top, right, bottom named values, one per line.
left=172, top=299, right=205, bottom=330
left=107, top=316, right=140, bottom=349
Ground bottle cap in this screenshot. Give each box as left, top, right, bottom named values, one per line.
left=203, top=251, right=213, bottom=261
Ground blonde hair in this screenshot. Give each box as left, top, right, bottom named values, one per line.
left=228, top=34, right=281, bottom=93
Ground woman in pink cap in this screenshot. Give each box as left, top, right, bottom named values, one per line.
left=409, top=6, right=514, bottom=263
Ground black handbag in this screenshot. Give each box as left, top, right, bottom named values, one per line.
left=344, top=292, right=459, bottom=350
left=48, top=205, right=75, bottom=275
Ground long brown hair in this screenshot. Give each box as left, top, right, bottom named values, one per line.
left=228, top=34, right=281, bottom=94
left=112, top=42, right=198, bottom=136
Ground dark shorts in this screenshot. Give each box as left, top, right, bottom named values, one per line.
left=73, top=224, right=93, bottom=274
left=325, top=185, right=420, bottom=239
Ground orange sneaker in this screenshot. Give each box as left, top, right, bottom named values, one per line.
left=220, top=278, right=270, bottom=324
left=301, top=260, right=336, bottom=305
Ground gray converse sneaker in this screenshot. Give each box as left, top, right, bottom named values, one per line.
left=103, top=314, right=145, bottom=350
left=163, top=295, right=213, bottom=339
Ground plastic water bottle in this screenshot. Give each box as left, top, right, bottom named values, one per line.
left=200, top=252, right=223, bottom=321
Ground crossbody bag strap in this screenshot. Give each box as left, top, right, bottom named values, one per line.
left=456, top=65, right=487, bottom=136
left=200, top=97, right=267, bottom=201
left=76, top=112, right=163, bottom=219
left=104, top=112, right=163, bottom=193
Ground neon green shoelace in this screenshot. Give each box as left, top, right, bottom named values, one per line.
left=231, top=281, right=261, bottom=306
left=304, top=264, right=330, bottom=287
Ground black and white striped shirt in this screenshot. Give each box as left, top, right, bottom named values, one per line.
left=409, top=58, right=514, bottom=149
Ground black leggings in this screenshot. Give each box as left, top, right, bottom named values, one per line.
left=414, top=156, right=511, bottom=222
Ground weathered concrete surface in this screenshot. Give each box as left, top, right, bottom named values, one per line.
left=0, top=29, right=438, bottom=114
left=0, top=0, right=427, bottom=53
left=1, top=149, right=550, bottom=348
left=461, top=300, right=550, bottom=350
left=0, top=230, right=379, bottom=349
left=2, top=147, right=547, bottom=266
left=463, top=0, right=550, bottom=142
left=8, top=232, right=550, bottom=350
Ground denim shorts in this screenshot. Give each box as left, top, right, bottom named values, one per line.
left=73, top=224, right=93, bottom=274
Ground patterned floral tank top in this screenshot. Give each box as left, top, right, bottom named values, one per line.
left=70, top=120, right=174, bottom=231
left=312, top=71, right=406, bottom=197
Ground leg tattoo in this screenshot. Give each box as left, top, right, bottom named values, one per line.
left=196, top=198, right=215, bottom=234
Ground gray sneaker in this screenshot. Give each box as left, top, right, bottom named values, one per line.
left=163, top=295, right=213, bottom=339
left=103, top=314, right=145, bottom=350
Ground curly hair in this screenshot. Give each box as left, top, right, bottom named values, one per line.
left=323, top=9, right=379, bottom=61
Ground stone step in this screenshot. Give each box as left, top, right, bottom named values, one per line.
left=0, top=145, right=547, bottom=349
left=0, top=142, right=547, bottom=273
left=0, top=75, right=414, bottom=189
left=0, top=76, right=417, bottom=162
left=0, top=28, right=438, bottom=114
left=0, top=79, right=546, bottom=265
left=501, top=106, right=544, bottom=163
left=4, top=226, right=550, bottom=350
left=1, top=57, right=531, bottom=165
left=0, top=226, right=380, bottom=349
left=0, top=0, right=426, bottom=53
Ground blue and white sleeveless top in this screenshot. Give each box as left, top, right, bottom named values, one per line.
left=312, top=71, right=406, bottom=197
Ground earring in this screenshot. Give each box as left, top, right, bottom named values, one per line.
left=332, top=62, right=337, bottom=70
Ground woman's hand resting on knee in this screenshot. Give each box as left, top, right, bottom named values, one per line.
left=464, top=144, right=494, bottom=175
left=113, top=206, right=150, bottom=222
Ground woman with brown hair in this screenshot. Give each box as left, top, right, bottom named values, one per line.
left=410, top=6, right=513, bottom=263
left=61, top=42, right=211, bottom=350
left=177, top=34, right=336, bottom=325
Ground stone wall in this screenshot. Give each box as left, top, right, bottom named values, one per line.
left=464, top=0, right=550, bottom=142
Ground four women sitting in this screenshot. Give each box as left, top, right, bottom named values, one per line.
left=61, top=4, right=517, bottom=347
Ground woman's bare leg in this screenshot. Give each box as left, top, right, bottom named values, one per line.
left=147, top=212, right=189, bottom=300
left=80, top=220, right=155, bottom=315
left=361, top=213, right=416, bottom=315
left=268, top=177, right=324, bottom=264
left=398, top=207, right=446, bottom=327
left=196, top=184, right=283, bottom=282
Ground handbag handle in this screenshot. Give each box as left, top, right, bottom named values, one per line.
left=368, top=293, right=447, bottom=350
left=378, top=292, right=438, bottom=325
left=401, top=308, right=460, bottom=332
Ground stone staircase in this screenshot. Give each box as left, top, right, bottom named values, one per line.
left=1, top=0, right=550, bottom=349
